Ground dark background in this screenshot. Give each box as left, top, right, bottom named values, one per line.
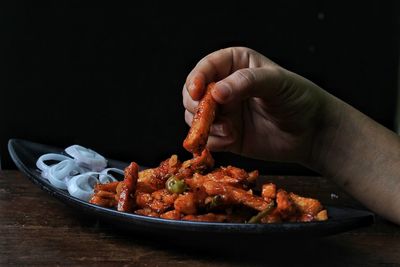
left=1, top=2, right=399, bottom=174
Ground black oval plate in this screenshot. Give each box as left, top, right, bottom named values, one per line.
left=8, top=138, right=375, bottom=242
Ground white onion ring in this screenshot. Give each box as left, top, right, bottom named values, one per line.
left=47, top=159, right=83, bottom=189
left=67, top=172, right=100, bottom=201
left=99, top=168, right=123, bottom=183
left=36, top=145, right=122, bottom=202
left=36, top=153, right=72, bottom=171
left=41, top=169, right=51, bottom=180
left=65, top=145, right=107, bottom=172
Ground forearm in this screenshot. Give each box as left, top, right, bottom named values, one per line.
left=309, top=93, right=400, bottom=224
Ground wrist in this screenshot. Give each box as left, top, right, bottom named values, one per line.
left=302, top=91, right=344, bottom=173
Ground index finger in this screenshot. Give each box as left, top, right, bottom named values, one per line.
left=185, top=48, right=234, bottom=101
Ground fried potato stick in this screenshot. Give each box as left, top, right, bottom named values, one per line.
left=183, top=82, right=217, bottom=155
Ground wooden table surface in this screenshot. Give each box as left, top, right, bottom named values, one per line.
left=1, top=170, right=399, bottom=267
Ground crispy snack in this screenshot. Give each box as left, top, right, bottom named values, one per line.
left=183, top=82, right=217, bottom=155
left=90, top=152, right=328, bottom=223
left=117, top=162, right=139, bottom=212
left=90, top=82, right=328, bottom=223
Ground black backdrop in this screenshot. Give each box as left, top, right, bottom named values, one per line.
left=1, top=1, right=399, bottom=174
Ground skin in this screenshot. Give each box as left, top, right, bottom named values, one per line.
left=183, top=46, right=400, bottom=225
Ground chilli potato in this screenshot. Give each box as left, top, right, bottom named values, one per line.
left=89, top=83, right=328, bottom=223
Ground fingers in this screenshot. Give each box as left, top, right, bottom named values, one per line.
left=185, top=48, right=235, bottom=101
left=206, top=135, right=236, bottom=152
left=211, top=66, right=285, bottom=104
left=184, top=47, right=279, bottom=103
left=184, top=110, right=194, bottom=126
left=182, top=86, right=199, bottom=113
left=210, top=122, right=231, bottom=137
left=185, top=73, right=206, bottom=101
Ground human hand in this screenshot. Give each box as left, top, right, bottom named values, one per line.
left=183, top=47, right=330, bottom=164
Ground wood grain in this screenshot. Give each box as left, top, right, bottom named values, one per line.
left=1, top=170, right=399, bottom=267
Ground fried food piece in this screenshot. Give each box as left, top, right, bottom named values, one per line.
left=174, top=192, right=198, bottom=215
left=315, top=209, right=328, bottom=221
left=202, top=180, right=271, bottom=211
left=137, top=155, right=182, bottom=193
left=94, top=181, right=120, bottom=192
left=117, top=162, right=139, bottom=212
left=134, top=208, right=160, bottom=217
left=89, top=194, right=117, bottom=208
left=276, top=190, right=297, bottom=220
left=135, top=191, right=152, bottom=209
left=185, top=165, right=257, bottom=193
left=89, top=181, right=122, bottom=208
left=137, top=169, right=160, bottom=193
left=136, top=189, right=178, bottom=213
left=289, top=192, right=323, bottom=216
left=184, top=173, right=208, bottom=191
left=183, top=82, right=217, bottom=155
left=154, top=154, right=181, bottom=179
left=262, top=183, right=277, bottom=200
left=151, top=189, right=178, bottom=210
left=90, top=158, right=328, bottom=223
left=179, top=149, right=214, bottom=178
left=207, top=166, right=258, bottom=188
left=160, top=210, right=182, bottom=220
left=89, top=147, right=328, bottom=223
left=186, top=172, right=268, bottom=211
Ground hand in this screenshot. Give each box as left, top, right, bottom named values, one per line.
left=182, top=47, right=330, bottom=164
left=184, top=46, right=400, bottom=225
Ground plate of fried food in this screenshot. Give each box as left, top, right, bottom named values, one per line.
left=8, top=83, right=374, bottom=243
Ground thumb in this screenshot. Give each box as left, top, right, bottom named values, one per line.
left=211, top=66, right=285, bottom=104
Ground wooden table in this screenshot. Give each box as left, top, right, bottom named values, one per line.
left=1, top=170, right=399, bottom=267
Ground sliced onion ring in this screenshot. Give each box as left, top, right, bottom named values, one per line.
left=36, top=153, right=72, bottom=171
left=67, top=172, right=100, bottom=201
left=36, top=145, right=119, bottom=202
left=99, top=168, right=123, bottom=183
left=65, top=145, right=107, bottom=172
left=41, top=168, right=51, bottom=180
left=48, top=159, right=83, bottom=189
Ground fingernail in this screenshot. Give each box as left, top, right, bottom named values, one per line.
left=214, top=82, right=232, bottom=102
left=188, top=77, right=204, bottom=100
left=188, top=80, right=195, bottom=93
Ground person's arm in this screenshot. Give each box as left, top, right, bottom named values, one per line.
left=310, top=91, right=400, bottom=225
left=183, top=46, right=400, bottom=225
